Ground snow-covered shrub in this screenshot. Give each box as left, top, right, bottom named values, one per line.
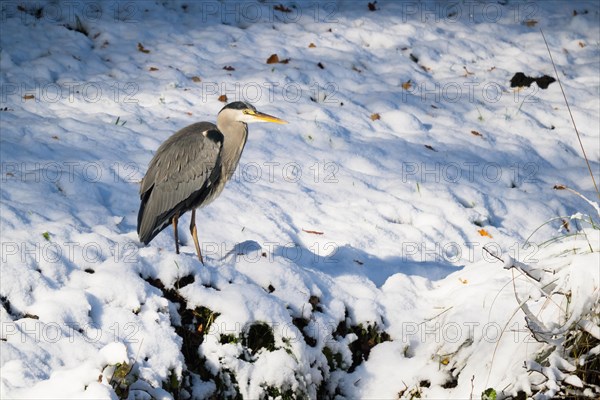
left=504, top=198, right=599, bottom=399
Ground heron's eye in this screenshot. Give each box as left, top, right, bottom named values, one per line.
left=243, top=109, right=255, bottom=115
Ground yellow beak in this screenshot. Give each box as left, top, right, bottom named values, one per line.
left=253, top=111, right=288, bottom=124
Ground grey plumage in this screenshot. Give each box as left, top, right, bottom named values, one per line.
left=137, top=122, right=224, bottom=244
left=137, top=101, right=287, bottom=263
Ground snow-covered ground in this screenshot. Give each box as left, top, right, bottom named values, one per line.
left=1, top=0, right=599, bottom=399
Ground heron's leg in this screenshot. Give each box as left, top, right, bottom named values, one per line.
left=172, top=213, right=180, bottom=254
left=190, top=209, right=204, bottom=264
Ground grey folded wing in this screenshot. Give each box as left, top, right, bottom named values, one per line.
left=137, top=122, right=224, bottom=244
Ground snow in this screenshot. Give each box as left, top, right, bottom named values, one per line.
left=1, top=0, right=599, bottom=399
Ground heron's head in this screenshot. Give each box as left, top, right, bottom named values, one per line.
left=219, top=101, right=287, bottom=125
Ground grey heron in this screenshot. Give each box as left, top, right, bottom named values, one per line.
left=137, top=101, right=287, bottom=263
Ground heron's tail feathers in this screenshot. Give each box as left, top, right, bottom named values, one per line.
left=137, top=189, right=172, bottom=245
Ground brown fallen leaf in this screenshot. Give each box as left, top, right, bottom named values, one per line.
left=23, top=94, right=34, bottom=100
left=524, top=19, right=538, bottom=27
left=274, top=4, right=291, bottom=12
left=424, top=144, right=437, bottom=152
left=471, top=130, right=482, bottom=137
left=368, top=1, right=378, bottom=11
left=370, top=113, right=380, bottom=121
left=266, top=54, right=290, bottom=64
left=463, top=66, right=474, bottom=76
left=191, top=76, right=201, bottom=82
left=148, top=67, right=159, bottom=71
left=308, top=43, right=316, bottom=48
left=553, top=184, right=567, bottom=190
left=459, top=278, right=468, bottom=284
left=478, top=229, right=493, bottom=238
left=223, top=66, right=235, bottom=71
left=137, top=42, right=150, bottom=53
left=578, top=41, right=586, bottom=48
left=317, top=62, right=325, bottom=69
left=354, top=259, right=364, bottom=265
left=51, top=135, right=59, bottom=140
left=561, top=219, right=570, bottom=232
left=267, top=54, right=280, bottom=64
left=401, top=79, right=412, bottom=90
left=302, top=228, right=324, bottom=235
left=352, top=65, right=362, bottom=73
left=218, top=94, right=228, bottom=102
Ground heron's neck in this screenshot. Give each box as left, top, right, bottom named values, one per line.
left=219, top=121, right=248, bottom=180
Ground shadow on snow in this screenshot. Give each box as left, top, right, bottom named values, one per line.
left=222, top=239, right=461, bottom=287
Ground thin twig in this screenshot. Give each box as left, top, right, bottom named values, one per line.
left=540, top=29, right=600, bottom=199
left=556, top=185, right=600, bottom=217
left=487, top=275, right=519, bottom=320
left=486, top=269, right=527, bottom=387
left=419, top=306, right=454, bottom=325
left=484, top=246, right=544, bottom=282
left=469, top=375, right=475, bottom=400
left=482, top=246, right=503, bottom=262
